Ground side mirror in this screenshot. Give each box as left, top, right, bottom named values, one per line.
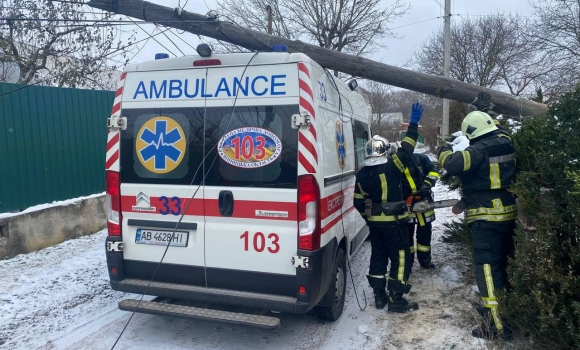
left=348, top=79, right=358, bottom=91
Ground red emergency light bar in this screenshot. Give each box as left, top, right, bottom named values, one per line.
left=193, top=59, right=222, bottom=66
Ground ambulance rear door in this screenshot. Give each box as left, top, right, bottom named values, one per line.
left=202, top=63, right=300, bottom=296
left=118, top=68, right=209, bottom=286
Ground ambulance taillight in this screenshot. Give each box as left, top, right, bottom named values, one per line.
left=106, top=171, right=122, bottom=236
left=297, top=174, right=320, bottom=250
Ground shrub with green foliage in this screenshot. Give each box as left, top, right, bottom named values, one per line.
left=502, top=87, right=580, bottom=349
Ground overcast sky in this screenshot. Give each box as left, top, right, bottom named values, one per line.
left=124, top=0, right=533, bottom=69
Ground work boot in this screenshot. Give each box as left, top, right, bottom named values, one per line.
left=475, top=305, right=486, bottom=317
left=373, top=289, right=388, bottom=309
left=366, top=275, right=388, bottom=309
left=387, top=279, right=418, bottom=313
left=387, top=292, right=419, bottom=313
left=472, top=306, right=513, bottom=340
left=472, top=325, right=512, bottom=340
left=418, top=256, right=436, bottom=269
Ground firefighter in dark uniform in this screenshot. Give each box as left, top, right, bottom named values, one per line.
left=401, top=152, right=440, bottom=270
left=437, top=110, right=517, bottom=338
left=353, top=103, right=423, bottom=313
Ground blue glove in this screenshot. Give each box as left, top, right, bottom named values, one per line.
left=410, top=102, right=424, bottom=124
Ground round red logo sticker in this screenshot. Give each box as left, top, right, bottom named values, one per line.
left=218, top=127, right=282, bottom=168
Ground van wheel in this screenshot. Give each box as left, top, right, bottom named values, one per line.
left=318, top=248, right=346, bottom=322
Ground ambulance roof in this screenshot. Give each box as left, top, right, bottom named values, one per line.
left=124, top=52, right=318, bottom=73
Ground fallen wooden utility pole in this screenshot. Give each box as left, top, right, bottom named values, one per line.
left=88, top=0, right=549, bottom=117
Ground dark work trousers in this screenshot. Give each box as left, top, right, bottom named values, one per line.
left=407, top=222, right=433, bottom=268
left=470, top=220, right=516, bottom=332
left=368, top=221, right=411, bottom=283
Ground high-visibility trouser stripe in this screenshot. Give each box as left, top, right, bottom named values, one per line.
left=368, top=274, right=386, bottom=279
left=379, top=174, right=388, bottom=201
left=490, top=163, right=501, bottom=189
left=409, top=246, right=415, bottom=253
left=417, top=211, right=426, bottom=226
left=439, top=150, right=452, bottom=166
left=357, top=183, right=368, bottom=196
left=354, top=193, right=365, bottom=199
left=483, top=264, right=503, bottom=331
left=398, top=250, right=406, bottom=281
left=461, top=150, right=471, bottom=171
left=404, top=168, right=417, bottom=193
left=417, top=244, right=430, bottom=252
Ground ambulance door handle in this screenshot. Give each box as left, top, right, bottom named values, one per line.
left=218, top=190, right=234, bottom=217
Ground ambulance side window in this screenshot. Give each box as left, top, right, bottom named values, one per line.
left=353, top=120, right=369, bottom=172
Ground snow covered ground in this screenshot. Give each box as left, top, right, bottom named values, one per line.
left=0, top=192, right=104, bottom=219
left=0, top=183, right=500, bottom=350
left=1, top=146, right=514, bottom=349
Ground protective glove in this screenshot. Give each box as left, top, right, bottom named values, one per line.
left=451, top=135, right=470, bottom=152
left=470, top=91, right=495, bottom=113
left=410, top=102, right=424, bottom=124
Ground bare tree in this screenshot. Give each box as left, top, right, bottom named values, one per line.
left=415, top=13, right=551, bottom=98
left=217, top=0, right=410, bottom=57
left=359, top=79, right=391, bottom=122
left=528, top=0, right=580, bottom=100
left=0, top=0, right=135, bottom=89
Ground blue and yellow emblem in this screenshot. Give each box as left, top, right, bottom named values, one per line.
left=136, top=117, right=186, bottom=174
left=335, top=120, right=347, bottom=170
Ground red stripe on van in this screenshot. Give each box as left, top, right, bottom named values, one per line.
left=298, top=153, right=316, bottom=174
left=204, top=199, right=297, bottom=220
left=298, top=63, right=310, bottom=78
left=111, top=102, right=121, bottom=115
left=106, top=132, right=120, bottom=152
left=320, top=186, right=355, bottom=220
left=308, top=126, right=317, bottom=141
left=299, top=97, right=316, bottom=119
left=105, top=151, right=119, bottom=169
left=298, top=133, right=318, bottom=163
left=121, top=196, right=296, bottom=220
left=321, top=206, right=355, bottom=234
left=298, top=79, right=313, bottom=99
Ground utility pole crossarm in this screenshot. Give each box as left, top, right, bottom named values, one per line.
left=87, top=0, right=549, bottom=117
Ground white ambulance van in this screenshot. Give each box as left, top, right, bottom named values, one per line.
left=105, top=46, right=371, bottom=328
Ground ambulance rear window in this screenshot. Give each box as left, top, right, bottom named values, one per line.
left=120, top=105, right=298, bottom=188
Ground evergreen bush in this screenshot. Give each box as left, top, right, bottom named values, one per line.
left=502, top=86, right=580, bottom=349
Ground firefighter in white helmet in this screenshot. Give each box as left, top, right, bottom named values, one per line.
left=437, top=110, right=517, bottom=339
left=353, top=103, right=424, bottom=313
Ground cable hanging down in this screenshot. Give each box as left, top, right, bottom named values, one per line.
left=109, top=51, right=261, bottom=350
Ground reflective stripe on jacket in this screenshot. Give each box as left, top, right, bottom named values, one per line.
left=437, top=131, right=517, bottom=223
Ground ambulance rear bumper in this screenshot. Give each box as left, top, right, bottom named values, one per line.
left=111, top=278, right=309, bottom=313
left=106, top=237, right=337, bottom=313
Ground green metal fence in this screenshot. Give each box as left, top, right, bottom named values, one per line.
left=0, top=83, right=114, bottom=213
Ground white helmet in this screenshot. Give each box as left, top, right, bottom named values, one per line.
left=461, top=111, right=498, bottom=139
left=365, top=135, right=390, bottom=158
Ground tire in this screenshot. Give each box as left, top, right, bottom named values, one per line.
left=318, top=248, right=347, bottom=322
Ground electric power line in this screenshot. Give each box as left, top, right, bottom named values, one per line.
left=390, top=17, right=441, bottom=30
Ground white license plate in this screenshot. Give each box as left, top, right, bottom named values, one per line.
left=135, top=229, right=189, bottom=247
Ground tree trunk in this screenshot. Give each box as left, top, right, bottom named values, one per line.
left=87, top=0, right=549, bottom=117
